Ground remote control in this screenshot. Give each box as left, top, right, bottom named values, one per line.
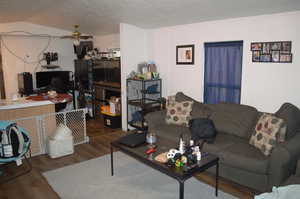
left=145, top=148, right=156, bottom=154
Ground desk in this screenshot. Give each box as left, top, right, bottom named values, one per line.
left=26, top=93, right=72, bottom=104
left=26, top=94, right=73, bottom=112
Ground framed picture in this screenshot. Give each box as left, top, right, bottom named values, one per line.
left=252, top=51, right=260, bottom=62
left=262, top=43, right=270, bottom=54
left=280, top=53, right=292, bottom=63
left=271, top=51, right=280, bottom=62
left=251, top=43, right=262, bottom=51
left=271, top=42, right=281, bottom=51
left=176, top=45, right=194, bottom=65
left=250, top=41, right=292, bottom=63
left=260, top=54, right=271, bottom=62
left=281, top=41, right=292, bottom=53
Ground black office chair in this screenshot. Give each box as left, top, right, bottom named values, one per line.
left=48, top=77, right=68, bottom=94
left=47, top=77, right=68, bottom=111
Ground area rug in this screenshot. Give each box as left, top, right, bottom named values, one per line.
left=43, top=152, right=237, bottom=199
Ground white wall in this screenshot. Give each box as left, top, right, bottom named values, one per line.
left=120, top=23, right=151, bottom=131
left=93, top=33, right=120, bottom=52
left=149, top=11, right=300, bottom=113
left=0, top=22, right=76, bottom=99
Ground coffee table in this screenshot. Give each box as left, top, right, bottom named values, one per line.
left=110, top=136, right=219, bottom=199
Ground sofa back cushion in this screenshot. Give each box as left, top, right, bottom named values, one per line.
left=206, top=103, right=259, bottom=139
left=175, top=92, right=212, bottom=119
left=175, top=92, right=195, bottom=102
left=275, top=103, right=300, bottom=139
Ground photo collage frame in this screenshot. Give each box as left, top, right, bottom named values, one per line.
left=251, top=41, right=292, bottom=63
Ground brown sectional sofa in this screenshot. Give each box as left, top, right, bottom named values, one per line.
left=145, top=92, right=300, bottom=192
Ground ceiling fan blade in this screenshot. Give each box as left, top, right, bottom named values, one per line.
left=60, top=24, right=93, bottom=40
left=79, top=35, right=93, bottom=39
left=60, top=35, right=75, bottom=39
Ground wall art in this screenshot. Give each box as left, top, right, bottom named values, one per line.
left=176, top=45, right=194, bottom=65
left=250, top=41, right=292, bottom=63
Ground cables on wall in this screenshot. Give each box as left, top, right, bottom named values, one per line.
left=0, top=31, right=54, bottom=71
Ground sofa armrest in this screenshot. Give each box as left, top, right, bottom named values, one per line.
left=269, top=133, right=300, bottom=186
left=144, top=110, right=166, bottom=127
left=281, top=132, right=300, bottom=159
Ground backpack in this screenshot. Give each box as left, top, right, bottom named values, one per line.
left=189, top=118, right=217, bottom=144
left=0, top=121, right=28, bottom=158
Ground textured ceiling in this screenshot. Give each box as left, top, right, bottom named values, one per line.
left=1, top=0, right=300, bottom=35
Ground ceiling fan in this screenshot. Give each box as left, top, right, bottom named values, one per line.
left=60, top=25, right=93, bottom=40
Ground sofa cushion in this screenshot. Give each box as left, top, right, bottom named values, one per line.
left=206, top=103, right=259, bottom=139
left=167, top=95, right=176, bottom=104
left=175, top=92, right=195, bottom=102
left=165, top=101, right=193, bottom=127
left=220, top=142, right=270, bottom=174
left=249, top=113, right=286, bottom=156
left=275, top=103, right=300, bottom=139
left=153, top=123, right=191, bottom=142
left=249, top=113, right=287, bottom=156
left=202, top=133, right=243, bottom=155
left=191, top=102, right=212, bottom=119
left=202, top=133, right=269, bottom=174
left=175, top=92, right=212, bottom=119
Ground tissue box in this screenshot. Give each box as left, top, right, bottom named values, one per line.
left=48, top=136, right=74, bottom=158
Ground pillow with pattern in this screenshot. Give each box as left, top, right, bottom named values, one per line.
left=167, top=95, right=176, bottom=105
left=249, top=113, right=287, bottom=156
left=165, top=101, right=194, bottom=127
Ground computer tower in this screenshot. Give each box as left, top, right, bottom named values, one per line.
left=18, top=72, right=33, bottom=96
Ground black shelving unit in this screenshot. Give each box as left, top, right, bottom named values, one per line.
left=74, top=59, right=95, bottom=118
left=74, top=59, right=121, bottom=118
left=127, top=78, right=162, bottom=131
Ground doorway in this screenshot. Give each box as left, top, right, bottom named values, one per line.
left=204, top=41, right=243, bottom=104
left=0, top=40, right=6, bottom=99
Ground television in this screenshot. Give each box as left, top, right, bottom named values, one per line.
left=36, top=71, right=71, bottom=89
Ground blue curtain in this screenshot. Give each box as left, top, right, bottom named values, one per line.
left=204, top=41, right=243, bottom=104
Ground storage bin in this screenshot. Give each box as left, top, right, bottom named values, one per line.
left=103, top=114, right=121, bottom=129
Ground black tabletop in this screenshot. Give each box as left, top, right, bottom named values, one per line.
left=111, top=136, right=219, bottom=181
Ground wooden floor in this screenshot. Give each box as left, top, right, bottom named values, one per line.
left=0, top=118, right=257, bottom=199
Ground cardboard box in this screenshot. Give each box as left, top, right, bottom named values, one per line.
left=109, top=97, right=121, bottom=115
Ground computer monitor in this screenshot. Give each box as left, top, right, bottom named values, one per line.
left=36, top=71, right=71, bottom=89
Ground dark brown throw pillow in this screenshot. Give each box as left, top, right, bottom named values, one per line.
left=175, top=92, right=195, bottom=102
left=275, top=103, right=300, bottom=139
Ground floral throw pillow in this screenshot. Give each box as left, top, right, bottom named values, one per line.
left=249, top=113, right=287, bottom=156
left=167, top=95, right=176, bottom=105
left=165, top=101, right=194, bottom=127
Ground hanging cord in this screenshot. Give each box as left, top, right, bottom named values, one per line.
left=0, top=31, right=53, bottom=66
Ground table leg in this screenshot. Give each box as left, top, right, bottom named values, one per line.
left=111, top=144, right=114, bottom=176
left=179, top=181, right=184, bottom=199
left=215, top=161, right=219, bottom=197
